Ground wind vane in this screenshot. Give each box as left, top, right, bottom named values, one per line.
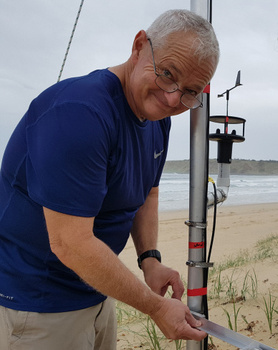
left=217, top=70, right=243, bottom=134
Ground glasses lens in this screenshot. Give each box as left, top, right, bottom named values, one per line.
left=181, top=92, right=203, bottom=109
left=155, top=75, right=178, bottom=93
left=156, top=74, right=203, bottom=109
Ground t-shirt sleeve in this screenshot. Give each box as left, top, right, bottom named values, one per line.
left=26, top=102, right=113, bottom=217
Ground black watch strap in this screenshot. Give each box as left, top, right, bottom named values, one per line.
left=137, top=249, right=161, bottom=269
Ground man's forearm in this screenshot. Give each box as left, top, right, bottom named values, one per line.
left=131, top=186, right=159, bottom=256
left=52, top=231, right=163, bottom=316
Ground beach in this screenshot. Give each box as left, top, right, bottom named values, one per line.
left=117, top=202, right=278, bottom=349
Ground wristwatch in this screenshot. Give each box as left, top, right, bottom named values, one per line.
left=137, top=249, right=161, bottom=269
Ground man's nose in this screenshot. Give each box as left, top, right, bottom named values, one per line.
left=164, top=90, right=182, bottom=108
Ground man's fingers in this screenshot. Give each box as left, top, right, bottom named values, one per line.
left=181, top=323, right=207, bottom=341
left=184, top=306, right=204, bottom=329
left=171, top=279, right=185, bottom=300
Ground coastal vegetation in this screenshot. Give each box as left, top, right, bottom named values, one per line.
left=116, top=233, right=278, bottom=349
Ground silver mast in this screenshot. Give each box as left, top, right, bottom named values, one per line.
left=187, top=1, right=212, bottom=350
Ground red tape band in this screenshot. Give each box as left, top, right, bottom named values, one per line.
left=203, top=85, right=210, bottom=93
left=187, top=287, right=207, bottom=297
left=189, top=242, right=204, bottom=249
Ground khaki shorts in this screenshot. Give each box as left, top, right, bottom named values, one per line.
left=0, top=297, right=117, bottom=350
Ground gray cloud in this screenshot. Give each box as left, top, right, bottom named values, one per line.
left=1, top=0, right=277, bottom=160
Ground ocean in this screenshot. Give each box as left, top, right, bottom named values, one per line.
left=159, top=173, right=278, bottom=212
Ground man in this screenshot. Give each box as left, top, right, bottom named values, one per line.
left=0, top=9, right=219, bottom=350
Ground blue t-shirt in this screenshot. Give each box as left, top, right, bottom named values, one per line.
left=0, top=69, right=171, bottom=312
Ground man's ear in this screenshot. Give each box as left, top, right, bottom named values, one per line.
left=131, top=30, right=148, bottom=64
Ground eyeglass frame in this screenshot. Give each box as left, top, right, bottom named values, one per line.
left=147, top=38, right=203, bottom=110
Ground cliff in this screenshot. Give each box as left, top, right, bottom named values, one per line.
left=163, top=159, right=278, bottom=175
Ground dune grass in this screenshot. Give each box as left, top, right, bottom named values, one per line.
left=116, top=233, right=278, bottom=349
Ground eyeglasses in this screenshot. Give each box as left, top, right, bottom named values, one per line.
left=147, top=38, right=203, bottom=110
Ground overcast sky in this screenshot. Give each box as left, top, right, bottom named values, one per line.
left=1, top=0, right=278, bottom=161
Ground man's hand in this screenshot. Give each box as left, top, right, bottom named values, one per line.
left=150, top=297, right=207, bottom=341
left=141, top=259, right=184, bottom=300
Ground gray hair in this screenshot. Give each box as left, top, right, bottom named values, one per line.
left=146, top=9, right=219, bottom=64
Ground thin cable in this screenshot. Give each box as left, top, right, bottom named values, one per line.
left=57, top=0, right=85, bottom=82
left=207, top=180, right=217, bottom=263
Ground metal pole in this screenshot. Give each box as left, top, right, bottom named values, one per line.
left=187, top=1, right=211, bottom=349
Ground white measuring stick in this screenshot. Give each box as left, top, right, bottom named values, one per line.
left=192, top=311, right=276, bottom=350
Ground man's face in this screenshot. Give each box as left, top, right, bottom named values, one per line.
left=127, top=31, right=217, bottom=121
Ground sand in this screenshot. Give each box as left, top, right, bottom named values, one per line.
left=117, top=202, right=278, bottom=349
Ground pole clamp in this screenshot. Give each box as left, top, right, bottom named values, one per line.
left=185, top=220, right=207, bottom=229
left=186, top=260, right=214, bottom=268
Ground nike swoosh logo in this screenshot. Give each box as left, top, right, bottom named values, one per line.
left=154, top=149, right=164, bottom=159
